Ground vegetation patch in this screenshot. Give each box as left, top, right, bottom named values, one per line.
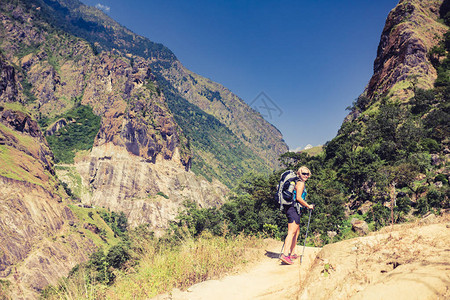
left=41, top=223, right=264, bottom=300
left=55, top=165, right=91, bottom=200
left=44, top=105, right=101, bottom=163
left=0, top=279, right=11, bottom=299
left=156, top=191, right=169, bottom=199
left=68, top=205, right=123, bottom=248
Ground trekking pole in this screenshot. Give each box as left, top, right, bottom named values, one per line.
left=300, top=207, right=313, bottom=264
left=279, top=240, right=285, bottom=258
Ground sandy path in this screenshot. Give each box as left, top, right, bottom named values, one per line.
left=157, top=242, right=321, bottom=300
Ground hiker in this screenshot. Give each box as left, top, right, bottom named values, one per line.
left=280, top=166, right=314, bottom=265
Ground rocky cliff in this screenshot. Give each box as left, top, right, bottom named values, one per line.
left=22, top=0, right=288, bottom=183
left=0, top=2, right=226, bottom=298
left=0, top=65, right=97, bottom=298
left=1, top=0, right=221, bottom=216
left=366, top=0, right=447, bottom=101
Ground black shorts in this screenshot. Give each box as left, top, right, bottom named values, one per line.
left=284, top=205, right=300, bottom=224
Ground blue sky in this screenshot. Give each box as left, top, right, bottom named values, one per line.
left=81, top=0, right=399, bottom=151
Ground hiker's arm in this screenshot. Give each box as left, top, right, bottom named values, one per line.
left=295, top=181, right=314, bottom=209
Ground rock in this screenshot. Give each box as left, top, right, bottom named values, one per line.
left=0, top=53, right=22, bottom=103
left=65, top=143, right=228, bottom=234
left=431, top=154, right=444, bottom=166
left=364, top=0, right=445, bottom=102
left=0, top=113, right=96, bottom=298
left=419, top=213, right=437, bottom=225
left=327, top=231, right=337, bottom=239
left=351, top=218, right=369, bottom=236
left=357, top=202, right=373, bottom=215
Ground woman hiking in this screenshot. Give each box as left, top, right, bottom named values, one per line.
left=280, top=166, right=314, bottom=265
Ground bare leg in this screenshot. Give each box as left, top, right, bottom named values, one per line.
left=283, top=221, right=299, bottom=256
left=290, top=226, right=300, bottom=255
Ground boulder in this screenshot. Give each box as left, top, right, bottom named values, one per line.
left=351, top=218, right=369, bottom=236
left=357, top=202, right=373, bottom=215
left=327, top=231, right=337, bottom=239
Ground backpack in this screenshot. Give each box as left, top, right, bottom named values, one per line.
left=275, top=170, right=298, bottom=211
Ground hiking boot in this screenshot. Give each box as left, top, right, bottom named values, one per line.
left=280, top=254, right=294, bottom=265
left=289, top=254, right=299, bottom=260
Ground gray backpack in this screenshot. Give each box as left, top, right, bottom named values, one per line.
left=275, top=170, right=298, bottom=211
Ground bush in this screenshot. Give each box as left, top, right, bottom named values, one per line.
left=420, top=138, right=440, bottom=153
left=45, top=105, right=101, bottom=163
left=366, top=203, right=390, bottom=230
left=435, top=174, right=449, bottom=185
left=88, top=248, right=115, bottom=284
left=106, top=243, right=130, bottom=269
left=416, top=197, right=430, bottom=214
left=396, top=195, right=412, bottom=214
left=427, top=189, right=445, bottom=208
left=100, top=211, right=128, bottom=238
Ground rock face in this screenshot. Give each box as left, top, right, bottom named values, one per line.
left=68, top=144, right=228, bottom=235
left=0, top=54, right=22, bottom=103
left=366, top=0, right=447, bottom=101
left=82, top=53, right=191, bottom=167
left=0, top=107, right=97, bottom=299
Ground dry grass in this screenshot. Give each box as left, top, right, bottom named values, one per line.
left=42, top=231, right=265, bottom=300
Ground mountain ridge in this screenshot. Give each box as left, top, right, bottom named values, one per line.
left=24, top=0, right=288, bottom=179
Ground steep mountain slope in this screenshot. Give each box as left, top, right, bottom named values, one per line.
left=0, top=53, right=97, bottom=299
left=366, top=0, right=447, bottom=101
left=22, top=0, right=288, bottom=184
left=0, top=0, right=230, bottom=232
left=320, top=0, right=449, bottom=232
left=152, top=61, right=287, bottom=185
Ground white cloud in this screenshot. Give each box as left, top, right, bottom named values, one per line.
left=95, top=3, right=111, bottom=13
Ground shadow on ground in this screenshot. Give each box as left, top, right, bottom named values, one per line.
left=264, top=250, right=281, bottom=259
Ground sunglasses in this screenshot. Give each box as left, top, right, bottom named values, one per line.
left=301, top=172, right=310, bottom=176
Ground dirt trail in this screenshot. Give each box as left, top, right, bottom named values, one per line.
left=157, top=242, right=321, bottom=300
left=155, top=214, right=450, bottom=300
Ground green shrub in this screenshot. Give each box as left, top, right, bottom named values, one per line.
left=45, top=105, right=101, bottom=163
left=427, top=189, right=445, bottom=208
left=106, top=243, right=130, bottom=269
left=435, top=174, right=449, bottom=185
left=156, top=191, right=169, bottom=199
left=262, top=223, right=280, bottom=239
left=420, top=138, right=440, bottom=153
left=100, top=211, right=128, bottom=238
left=396, top=195, right=412, bottom=214
left=416, top=197, right=430, bottom=214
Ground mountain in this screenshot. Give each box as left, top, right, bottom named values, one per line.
left=0, top=0, right=287, bottom=297
left=22, top=0, right=289, bottom=186
left=0, top=0, right=290, bottom=228
left=322, top=0, right=449, bottom=224
left=1, top=0, right=448, bottom=298
left=346, top=0, right=448, bottom=122
left=0, top=52, right=98, bottom=299
left=366, top=0, right=447, bottom=101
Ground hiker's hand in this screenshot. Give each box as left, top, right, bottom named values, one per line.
left=308, top=204, right=314, bottom=210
